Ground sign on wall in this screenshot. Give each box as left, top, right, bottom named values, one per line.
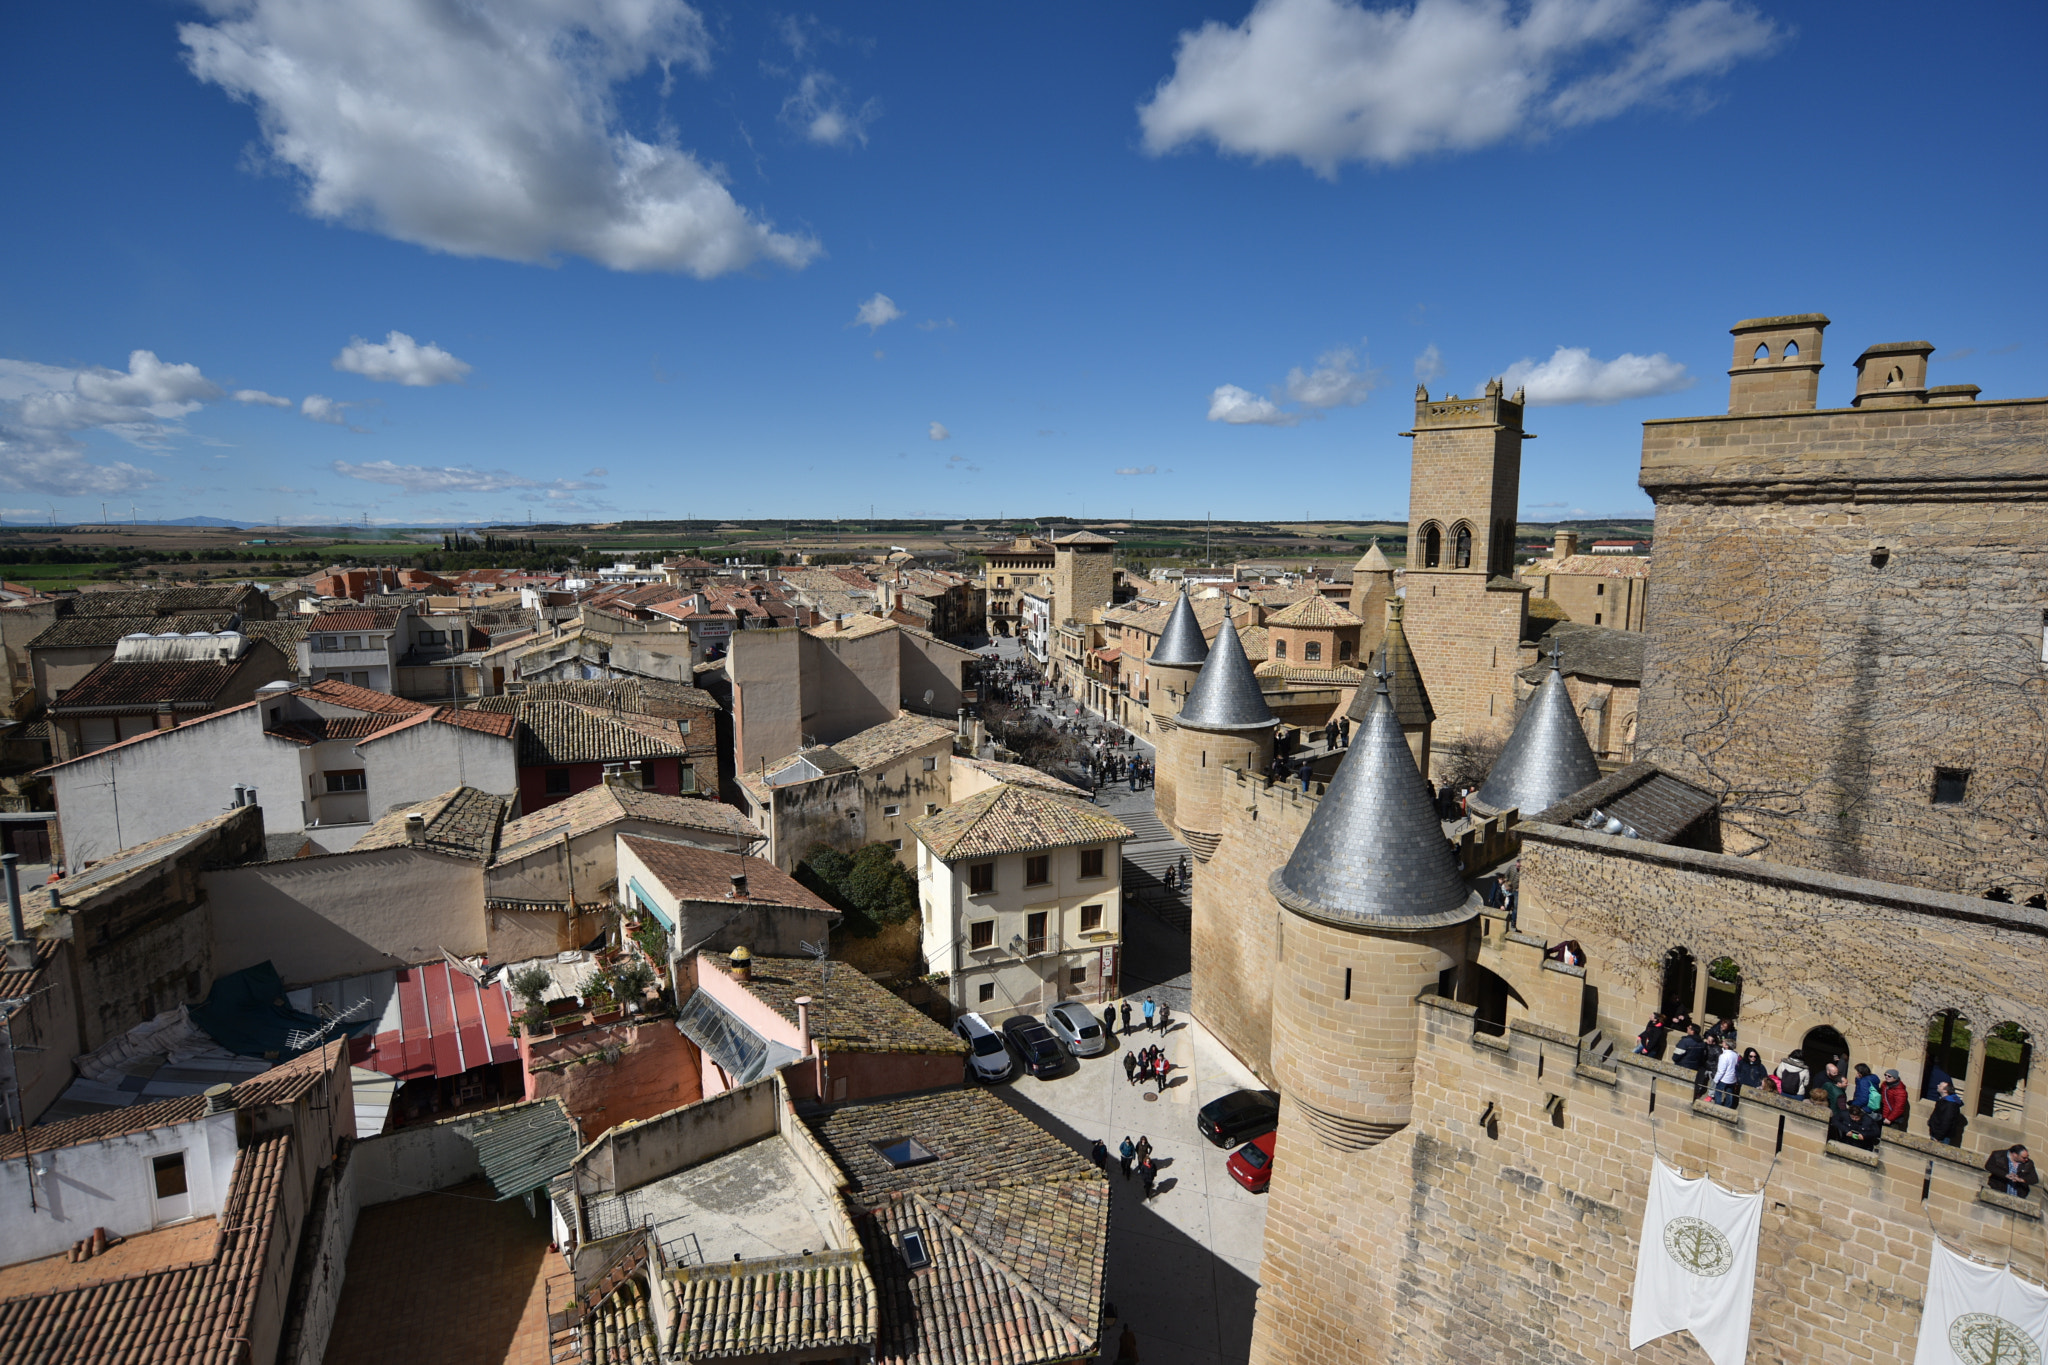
left=1628, top=1158, right=1764, bottom=1365
left=1915, top=1240, right=2048, bottom=1365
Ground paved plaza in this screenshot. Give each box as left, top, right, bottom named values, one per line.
left=991, top=1011, right=1271, bottom=1365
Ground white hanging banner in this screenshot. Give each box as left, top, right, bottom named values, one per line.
left=1914, top=1239, right=2048, bottom=1365
left=1628, top=1158, right=1765, bottom=1365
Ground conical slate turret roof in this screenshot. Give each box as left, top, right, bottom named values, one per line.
left=1472, top=646, right=1602, bottom=817
left=1348, top=600, right=1432, bottom=729
left=1175, top=611, right=1275, bottom=731
left=1271, top=677, right=1472, bottom=929
left=1149, top=590, right=1209, bottom=666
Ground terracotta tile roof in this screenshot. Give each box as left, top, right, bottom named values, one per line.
left=49, top=656, right=259, bottom=711
left=0, top=938, right=59, bottom=1007
left=52, top=587, right=261, bottom=618
left=1265, top=595, right=1364, bottom=629
left=671, top=1250, right=876, bottom=1360
left=1524, top=553, right=1652, bottom=578
left=515, top=700, right=687, bottom=767
left=496, top=785, right=758, bottom=862
left=264, top=714, right=403, bottom=745
left=805, top=615, right=895, bottom=641
left=308, top=607, right=403, bottom=631
left=621, top=837, right=832, bottom=913
left=432, top=706, right=518, bottom=738
left=297, top=679, right=430, bottom=714
left=28, top=612, right=241, bottom=650
left=353, top=787, right=508, bottom=860
left=829, top=715, right=955, bottom=772
left=514, top=677, right=720, bottom=714
left=702, top=954, right=965, bottom=1056
left=0, top=1130, right=296, bottom=1365
left=568, top=704, right=704, bottom=753
left=910, top=784, right=1129, bottom=862
left=241, top=617, right=308, bottom=653
left=1050, top=530, right=1116, bottom=545
left=0, top=1041, right=340, bottom=1160
left=1252, top=660, right=1368, bottom=685
left=808, top=1088, right=1109, bottom=1365
left=949, top=757, right=1088, bottom=798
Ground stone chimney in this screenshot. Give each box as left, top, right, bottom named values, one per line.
left=729, top=872, right=748, bottom=899
left=794, top=994, right=815, bottom=1056
left=1552, top=529, right=1579, bottom=561
left=203, top=1082, right=237, bottom=1115
left=1726, top=314, right=1828, bottom=415
left=730, top=945, right=752, bottom=982
left=405, top=813, right=426, bottom=845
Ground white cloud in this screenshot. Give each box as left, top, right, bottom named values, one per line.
left=782, top=70, right=880, bottom=147
left=1499, top=346, right=1695, bottom=405
left=332, top=460, right=604, bottom=496
left=854, top=294, right=904, bottom=333
left=1116, top=465, right=1161, bottom=476
left=0, top=349, right=240, bottom=496
left=333, top=332, right=472, bottom=387
left=1414, top=343, right=1445, bottom=383
left=300, top=395, right=355, bottom=426
left=917, top=317, right=957, bottom=331
left=0, top=432, right=161, bottom=497
left=928, top=421, right=951, bottom=441
left=181, top=0, right=819, bottom=277
left=1207, top=383, right=1297, bottom=426
left=1139, top=0, right=1781, bottom=176
left=586, top=467, right=609, bottom=477
left=1284, top=346, right=1379, bottom=408
left=234, top=388, right=293, bottom=407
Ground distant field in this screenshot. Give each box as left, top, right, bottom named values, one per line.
left=0, top=562, right=121, bottom=590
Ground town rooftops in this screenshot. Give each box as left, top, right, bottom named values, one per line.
left=806, top=613, right=896, bottom=640
left=307, top=606, right=403, bottom=631
left=49, top=647, right=276, bottom=712
left=950, top=755, right=1090, bottom=797
left=1051, top=529, right=1116, bottom=545
left=353, top=787, right=508, bottom=861
left=622, top=836, right=834, bottom=912
left=0, top=1129, right=297, bottom=1365
left=829, top=713, right=955, bottom=771
left=1527, top=760, right=1720, bottom=846
left=298, top=678, right=429, bottom=714
left=1524, top=553, right=1651, bottom=578
left=703, top=953, right=965, bottom=1056
left=495, top=784, right=759, bottom=863
left=1514, top=622, right=1646, bottom=685
left=513, top=698, right=687, bottom=767
left=806, top=1086, right=1108, bottom=1365
left=28, top=611, right=241, bottom=650
left=911, top=783, right=1131, bottom=862
left=514, top=676, right=720, bottom=714
left=1265, top=595, right=1364, bottom=629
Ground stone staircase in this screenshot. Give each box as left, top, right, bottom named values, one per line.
left=1119, top=808, right=1194, bottom=930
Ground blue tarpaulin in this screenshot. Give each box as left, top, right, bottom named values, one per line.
left=190, top=960, right=375, bottom=1061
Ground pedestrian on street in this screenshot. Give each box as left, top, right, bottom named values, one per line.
left=1143, top=997, right=1156, bottom=1031
left=1135, top=1135, right=1152, bottom=1167
left=1091, top=1138, right=1109, bottom=1172
left=1154, top=1055, right=1170, bottom=1093
left=1120, top=1001, right=1131, bottom=1033
left=1139, top=1158, right=1158, bottom=1200
left=1123, top=1050, right=1139, bottom=1086
left=1119, top=1136, right=1135, bottom=1179
left=1102, top=1003, right=1117, bottom=1038
left=1116, top=1324, right=1140, bottom=1362
left=1338, top=718, right=1350, bottom=747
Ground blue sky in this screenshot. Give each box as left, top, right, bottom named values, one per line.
left=2, top=1, right=2042, bottom=527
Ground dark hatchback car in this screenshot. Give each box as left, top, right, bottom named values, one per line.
left=1002, top=1015, right=1067, bottom=1079
left=1197, top=1089, right=1281, bottom=1147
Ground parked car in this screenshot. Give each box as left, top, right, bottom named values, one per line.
left=1226, top=1129, right=1276, bottom=1192
left=1045, top=1001, right=1109, bottom=1057
left=955, top=1012, right=1015, bottom=1083
left=1002, top=1015, right=1068, bottom=1079
left=1197, top=1089, right=1281, bottom=1147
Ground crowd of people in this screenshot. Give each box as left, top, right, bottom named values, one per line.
left=1633, top=1011, right=2037, bottom=1198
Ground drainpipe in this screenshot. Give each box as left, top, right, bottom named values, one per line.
left=3, top=854, right=32, bottom=970
left=794, top=995, right=814, bottom=1056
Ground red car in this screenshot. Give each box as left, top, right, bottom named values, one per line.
left=1226, top=1130, right=1276, bottom=1192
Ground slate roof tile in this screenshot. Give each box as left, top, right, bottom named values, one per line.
left=353, top=787, right=508, bottom=861
left=703, top=954, right=965, bottom=1056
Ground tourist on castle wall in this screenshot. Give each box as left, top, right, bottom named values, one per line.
left=1774, top=1051, right=1809, bottom=1097
left=1819, top=1062, right=1847, bottom=1110
left=1928, top=1081, right=1968, bottom=1146
left=1634, top=1013, right=1669, bottom=1059
left=1879, top=1070, right=1910, bottom=1131
left=1851, top=1063, right=1880, bottom=1111
left=1985, top=1146, right=2037, bottom=1199
left=1736, top=1047, right=1768, bottom=1095
left=1672, top=1024, right=1708, bottom=1073
left=1830, top=1098, right=1881, bottom=1150
left=1710, top=1043, right=1741, bottom=1106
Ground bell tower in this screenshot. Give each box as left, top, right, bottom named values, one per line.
left=1399, top=379, right=1532, bottom=755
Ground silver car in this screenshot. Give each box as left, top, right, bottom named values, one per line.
left=1045, top=1001, right=1109, bottom=1057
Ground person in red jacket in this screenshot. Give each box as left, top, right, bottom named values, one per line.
left=1879, top=1069, right=1911, bottom=1131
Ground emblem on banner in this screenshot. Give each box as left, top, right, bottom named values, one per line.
left=1662, top=1217, right=1735, bottom=1277
left=1949, top=1312, right=2040, bottom=1365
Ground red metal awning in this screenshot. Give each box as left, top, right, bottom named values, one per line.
left=350, top=961, right=520, bottom=1081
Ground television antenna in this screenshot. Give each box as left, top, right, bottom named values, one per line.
left=283, top=995, right=373, bottom=1051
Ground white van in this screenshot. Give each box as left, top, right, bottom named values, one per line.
left=954, top=1012, right=1015, bottom=1083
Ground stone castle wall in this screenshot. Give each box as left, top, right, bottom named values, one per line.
left=1247, top=816, right=2047, bottom=1365
left=1399, top=571, right=1525, bottom=754
left=1634, top=397, right=2048, bottom=897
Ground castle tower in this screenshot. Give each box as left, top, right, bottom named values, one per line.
left=1727, top=313, right=1828, bottom=414
left=1166, top=610, right=1274, bottom=859
left=1347, top=597, right=1434, bottom=774
left=1144, top=589, right=1209, bottom=832
left=1467, top=641, right=1602, bottom=820
left=1049, top=530, right=1116, bottom=633
left=1347, top=539, right=1394, bottom=660
left=1399, top=381, right=1531, bottom=757
left=1250, top=674, right=1479, bottom=1365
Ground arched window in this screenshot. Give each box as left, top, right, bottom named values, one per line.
left=1753, top=342, right=1771, bottom=362
left=1471, top=963, right=1525, bottom=1038
left=1704, top=956, right=1742, bottom=1021
left=1304, top=640, right=1322, bottom=662
left=1659, top=947, right=1696, bottom=1019
left=1338, top=639, right=1354, bottom=661
left=1923, top=1010, right=1972, bottom=1099
left=1886, top=365, right=1905, bottom=388
left=1802, top=1025, right=1850, bottom=1082
left=1783, top=340, right=1799, bottom=359
left=1274, top=638, right=1287, bottom=659
left=1453, top=523, right=1473, bottom=569
left=1422, top=523, right=1442, bottom=569
left=1978, top=1022, right=2032, bottom=1119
